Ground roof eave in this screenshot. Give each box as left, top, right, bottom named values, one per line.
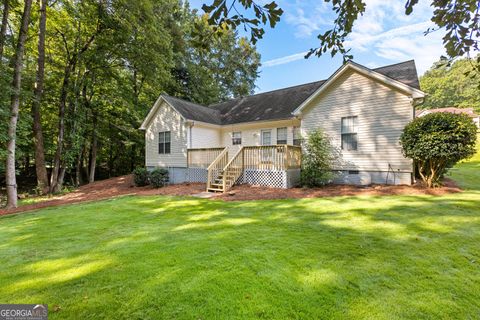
left=139, top=95, right=188, bottom=130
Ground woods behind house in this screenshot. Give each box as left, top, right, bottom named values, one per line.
left=0, top=0, right=260, bottom=204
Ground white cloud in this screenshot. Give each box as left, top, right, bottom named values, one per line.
left=262, top=0, right=444, bottom=74
left=262, top=51, right=309, bottom=67
left=283, top=1, right=332, bottom=38
left=344, top=21, right=432, bottom=51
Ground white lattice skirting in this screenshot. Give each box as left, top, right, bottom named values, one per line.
left=240, top=169, right=301, bottom=189
left=149, top=166, right=301, bottom=188
left=186, top=168, right=208, bottom=183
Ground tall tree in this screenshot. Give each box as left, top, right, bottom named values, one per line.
left=0, top=0, right=9, bottom=60
left=32, top=0, right=49, bottom=194
left=5, top=0, right=33, bottom=208
left=419, top=56, right=480, bottom=111
left=49, top=2, right=101, bottom=193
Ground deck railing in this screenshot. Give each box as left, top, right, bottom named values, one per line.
left=206, top=148, right=229, bottom=190
left=243, top=145, right=302, bottom=170
left=222, top=147, right=244, bottom=191
left=187, top=147, right=225, bottom=168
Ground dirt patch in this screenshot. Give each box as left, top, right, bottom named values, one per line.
left=0, top=175, right=461, bottom=216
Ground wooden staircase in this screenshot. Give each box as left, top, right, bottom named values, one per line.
left=206, top=147, right=244, bottom=193
left=205, top=145, right=302, bottom=193
left=207, top=172, right=225, bottom=192
left=206, top=148, right=228, bottom=192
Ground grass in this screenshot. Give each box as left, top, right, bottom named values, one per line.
left=1, top=156, right=479, bottom=319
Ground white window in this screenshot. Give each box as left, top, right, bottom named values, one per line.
left=232, top=132, right=242, bottom=145
left=293, top=127, right=302, bottom=146
left=159, top=131, right=171, bottom=154
left=276, top=127, right=287, bottom=145
left=261, top=130, right=272, bottom=145
left=341, top=116, right=358, bottom=151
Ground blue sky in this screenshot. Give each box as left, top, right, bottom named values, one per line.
left=189, top=0, right=445, bottom=93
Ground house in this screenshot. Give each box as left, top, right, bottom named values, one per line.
left=416, top=107, right=480, bottom=128
left=140, top=60, right=425, bottom=192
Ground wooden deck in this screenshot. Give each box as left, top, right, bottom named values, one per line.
left=188, top=145, right=302, bottom=193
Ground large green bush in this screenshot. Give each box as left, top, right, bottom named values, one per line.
left=150, top=168, right=169, bottom=188
left=300, top=129, right=339, bottom=187
left=133, top=167, right=150, bottom=187
left=400, top=112, right=477, bottom=187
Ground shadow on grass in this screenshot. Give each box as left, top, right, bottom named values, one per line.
left=0, top=192, right=479, bottom=319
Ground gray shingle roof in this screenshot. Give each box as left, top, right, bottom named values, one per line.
left=162, top=95, right=222, bottom=125
left=373, top=60, right=420, bottom=89
left=161, top=60, right=421, bottom=125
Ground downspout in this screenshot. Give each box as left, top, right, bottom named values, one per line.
left=186, top=121, right=194, bottom=149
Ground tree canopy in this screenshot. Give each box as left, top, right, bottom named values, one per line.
left=419, top=56, right=480, bottom=112
left=0, top=0, right=261, bottom=205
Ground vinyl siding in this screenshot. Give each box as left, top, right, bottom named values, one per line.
left=301, top=69, right=414, bottom=172
left=145, top=101, right=188, bottom=167
left=220, top=119, right=301, bottom=158
left=190, top=124, right=222, bottom=148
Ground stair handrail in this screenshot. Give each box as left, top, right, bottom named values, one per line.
left=206, top=147, right=228, bottom=190
left=222, top=147, right=244, bottom=191
left=207, top=147, right=228, bottom=171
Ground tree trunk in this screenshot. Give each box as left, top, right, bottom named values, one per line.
left=32, top=0, right=48, bottom=194
left=57, top=167, right=66, bottom=191
left=50, top=32, right=97, bottom=193
left=5, top=0, right=33, bottom=209
left=0, top=0, right=9, bottom=60
left=75, top=142, right=85, bottom=186
left=130, top=144, right=136, bottom=172
left=49, top=64, right=71, bottom=193
left=88, top=117, right=97, bottom=183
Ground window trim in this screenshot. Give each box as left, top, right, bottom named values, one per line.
left=232, top=131, right=242, bottom=145
left=276, top=127, right=287, bottom=145
left=341, top=116, right=358, bottom=151
left=158, top=130, right=171, bottom=154
left=293, top=126, right=302, bottom=146
left=261, top=129, right=272, bottom=146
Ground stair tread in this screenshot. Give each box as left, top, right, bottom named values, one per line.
left=207, top=188, right=224, bottom=192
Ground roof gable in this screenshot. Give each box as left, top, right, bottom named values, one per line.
left=141, top=60, right=424, bottom=128
left=292, top=61, right=425, bottom=116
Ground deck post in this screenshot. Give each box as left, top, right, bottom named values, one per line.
left=285, top=145, right=289, bottom=170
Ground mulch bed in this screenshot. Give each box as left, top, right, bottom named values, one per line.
left=215, top=178, right=461, bottom=201
left=0, top=175, right=461, bottom=216
left=0, top=175, right=205, bottom=216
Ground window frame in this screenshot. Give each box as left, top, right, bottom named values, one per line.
left=261, top=129, right=272, bottom=146
left=341, top=116, right=358, bottom=151
left=158, top=130, right=171, bottom=154
left=276, top=127, right=287, bottom=145
left=293, top=126, right=302, bottom=146
left=232, top=131, right=242, bottom=145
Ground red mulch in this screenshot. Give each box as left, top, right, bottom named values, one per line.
left=0, top=175, right=461, bottom=216
left=215, top=178, right=461, bottom=201
left=0, top=175, right=204, bottom=216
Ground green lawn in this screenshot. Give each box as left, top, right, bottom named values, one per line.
left=1, top=157, right=479, bottom=319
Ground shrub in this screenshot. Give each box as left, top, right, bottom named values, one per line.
left=400, top=112, right=477, bottom=187
left=133, top=167, right=149, bottom=187
left=150, top=168, right=169, bottom=188
left=300, top=129, right=339, bottom=187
